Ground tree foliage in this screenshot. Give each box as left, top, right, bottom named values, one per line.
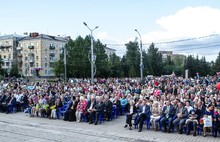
left=52, top=37, right=220, bottom=79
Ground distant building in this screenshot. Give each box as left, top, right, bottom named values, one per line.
left=104, top=46, right=116, bottom=58
left=17, top=33, right=68, bottom=78
left=158, top=51, right=186, bottom=63
left=0, top=34, right=21, bottom=75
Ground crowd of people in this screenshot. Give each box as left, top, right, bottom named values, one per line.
left=0, top=74, right=220, bottom=138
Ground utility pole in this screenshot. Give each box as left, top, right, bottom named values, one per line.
left=83, top=22, right=99, bottom=83
left=135, top=29, right=144, bottom=82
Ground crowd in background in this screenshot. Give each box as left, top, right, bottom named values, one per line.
left=0, top=74, right=220, bottom=138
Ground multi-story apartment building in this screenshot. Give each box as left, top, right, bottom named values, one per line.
left=17, top=33, right=68, bottom=78
left=104, top=46, right=116, bottom=58
left=0, top=34, right=20, bottom=75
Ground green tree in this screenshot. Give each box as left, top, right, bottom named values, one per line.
left=0, top=57, right=4, bottom=76
left=212, top=52, right=220, bottom=74
left=53, top=60, right=64, bottom=77
left=108, top=53, right=122, bottom=77
left=124, top=41, right=140, bottom=77
left=147, top=43, right=163, bottom=76
left=10, top=64, right=19, bottom=77
left=53, top=36, right=110, bottom=78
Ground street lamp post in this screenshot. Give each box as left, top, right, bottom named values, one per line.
left=135, top=29, right=144, bottom=82
left=83, top=22, right=99, bottom=83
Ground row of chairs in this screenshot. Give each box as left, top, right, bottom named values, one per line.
left=56, top=103, right=121, bottom=123
left=132, top=115, right=220, bottom=137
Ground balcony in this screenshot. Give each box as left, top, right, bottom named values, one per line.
left=3, top=59, right=9, bottom=62
left=49, top=45, right=55, bottom=50
left=28, top=52, right=34, bottom=56
left=28, top=45, right=34, bottom=49
left=18, top=60, right=22, bottom=64
left=50, top=52, right=55, bottom=56
left=16, top=47, right=22, bottom=50
left=17, top=53, right=22, bottom=57
left=0, top=45, right=12, bottom=48
left=29, top=59, right=34, bottom=63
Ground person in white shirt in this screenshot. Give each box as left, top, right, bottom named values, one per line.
left=185, top=100, right=193, bottom=113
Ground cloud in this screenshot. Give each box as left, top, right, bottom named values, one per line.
left=97, top=31, right=108, bottom=40
left=142, top=6, right=220, bottom=43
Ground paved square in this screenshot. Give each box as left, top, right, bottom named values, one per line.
left=0, top=113, right=219, bottom=142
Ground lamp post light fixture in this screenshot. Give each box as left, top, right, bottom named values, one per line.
left=83, top=22, right=99, bottom=83
left=135, top=29, right=144, bottom=82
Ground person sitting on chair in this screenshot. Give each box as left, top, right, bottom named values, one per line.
left=134, top=99, right=151, bottom=132
left=93, top=96, right=104, bottom=125
left=104, top=95, right=113, bottom=121
left=160, top=100, right=176, bottom=133
left=86, top=95, right=96, bottom=124
left=214, top=107, right=220, bottom=138
left=173, top=102, right=188, bottom=134
left=124, top=100, right=136, bottom=130
left=186, top=110, right=198, bottom=136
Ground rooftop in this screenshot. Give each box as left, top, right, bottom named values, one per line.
left=19, top=33, right=69, bottom=42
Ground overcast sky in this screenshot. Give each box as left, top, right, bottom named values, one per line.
left=0, top=0, right=220, bottom=61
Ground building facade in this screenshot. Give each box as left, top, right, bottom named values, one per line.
left=104, top=46, right=116, bottom=58
left=17, top=33, right=68, bottom=78
left=0, top=34, right=20, bottom=75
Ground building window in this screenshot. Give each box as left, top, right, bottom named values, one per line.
left=45, top=63, right=47, bottom=67
left=45, top=49, right=47, bottom=53
left=50, top=63, right=54, bottom=67
left=45, top=70, right=47, bottom=74
left=9, top=41, right=12, bottom=45
left=45, top=56, right=47, bottom=61
left=45, top=42, right=47, bottom=47
left=30, top=42, right=34, bottom=46
left=36, top=42, right=38, bottom=47
left=36, top=49, right=38, bottom=53
left=4, top=48, right=6, bottom=53
left=19, top=43, right=22, bottom=47
left=30, top=63, right=33, bottom=67
left=25, top=57, right=28, bottom=61
left=8, top=54, right=11, bottom=59
left=36, top=63, right=38, bottom=67
left=4, top=55, right=6, bottom=59
left=36, top=56, right=38, bottom=61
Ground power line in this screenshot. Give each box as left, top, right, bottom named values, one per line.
left=105, top=33, right=220, bottom=47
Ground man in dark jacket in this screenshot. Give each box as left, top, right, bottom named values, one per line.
left=86, top=95, right=96, bottom=124
left=134, top=99, right=151, bottom=132
left=173, top=102, right=188, bottom=134
left=104, top=95, right=113, bottom=121
left=94, top=97, right=104, bottom=125
left=0, top=92, right=6, bottom=112
left=5, top=94, right=16, bottom=114
left=160, top=100, right=176, bottom=133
